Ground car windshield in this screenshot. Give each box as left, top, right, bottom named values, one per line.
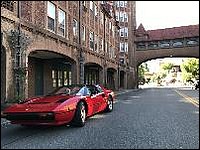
left=48, top=85, right=83, bottom=96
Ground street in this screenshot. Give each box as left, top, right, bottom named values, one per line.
left=1, top=87, right=199, bottom=149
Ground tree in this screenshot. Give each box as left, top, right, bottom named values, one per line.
left=138, top=62, right=149, bottom=84
left=180, top=58, right=199, bottom=82
left=160, top=62, right=174, bottom=73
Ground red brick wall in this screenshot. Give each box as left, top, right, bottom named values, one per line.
left=34, top=1, right=46, bottom=28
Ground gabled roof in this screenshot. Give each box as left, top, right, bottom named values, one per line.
left=135, top=23, right=148, bottom=36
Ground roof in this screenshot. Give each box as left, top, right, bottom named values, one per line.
left=135, top=23, right=148, bottom=36
left=136, top=24, right=199, bottom=41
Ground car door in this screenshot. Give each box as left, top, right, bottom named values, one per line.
left=95, top=85, right=107, bottom=112
left=88, top=85, right=101, bottom=114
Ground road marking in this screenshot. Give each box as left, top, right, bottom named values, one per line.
left=174, top=90, right=199, bottom=108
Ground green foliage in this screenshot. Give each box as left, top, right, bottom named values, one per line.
left=180, top=58, right=199, bottom=81
left=138, top=63, right=149, bottom=84
left=160, top=62, right=174, bottom=73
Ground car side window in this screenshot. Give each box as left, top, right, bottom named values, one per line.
left=76, top=87, right=90, bottom=96
left=88, top=86, right=97, bottom=95
left=95, top=85, right=103, bottom=93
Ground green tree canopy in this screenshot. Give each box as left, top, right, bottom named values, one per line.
left=138, top=62, right=149, bottom=84
left=160, top=62, right=174, bottom=73
left=180, top=58, right=199, bottom=81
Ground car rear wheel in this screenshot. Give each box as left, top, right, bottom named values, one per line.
left=71, top=101, right=86, bottom=127
left=105, top=96, right=113, bottom=112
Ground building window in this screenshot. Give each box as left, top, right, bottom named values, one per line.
left=124, top=1, right=128, bottom=7
left=63, top=70, right=72, bottom=86
left=120, top=1, right=124, bottom=7
left=94, top=4, right=98, bottom=16
left=116, top=1, right=120, bottom=7
left=125, top=42, right=128, bottom=52
left=124, top=27, right=128, bottom=37
left=47, top=1, right=56, bottom=31
left=89, top=31, right=94, bottom=50
left=112, top=25, right=115, bottom=37
left=58, top=9, right=65, bottom=37
left=109, top=47, right=115, bottom=58
left=1, top=1, right=14, bottom=11
left=69, top=71, right=72, bottom=85
left=82, top=1, right=86, bottom=6
left=124, top=12, right=128, bottom=22
left=94, top=34, right=98, bottom=52
left=52, top=69, right=72, bottom=88
left=120, top=42, right=125, bottom=52
left=52, top=70, right=57, bottom=88
left=120, top=28, right=124, bottom=37
left=81, top=25, right=86, bottom=42
left=106, top=42, right=110, bottom=55
left=101, top=38, right=104, bottom=52
left=100, top=11, right=104, bottom=24
left=119, top=12, right=123, bottom=22
left=63, top=71, right=68, bottom=86
left=116, top=12, right=119, bottom=21
left=73, top=19, right=78, bottom=36
left=119, top=58, right=124, bottom=64
left=111, top=47, right=115, bottom=58
left=105, top=42, right=108, bottom=54
left=109, top=21, right=112, bottom=30
left=90, top=1, right=93, bottom=11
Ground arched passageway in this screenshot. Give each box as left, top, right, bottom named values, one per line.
left=84, top=63, right=103, bottom=85
left=120, top=70, right=125, bottom=88
left=28, top=50, right=76, bottom=97
left=107, top=68, right=117, bottom=90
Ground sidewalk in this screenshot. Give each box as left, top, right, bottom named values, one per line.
left=1, top=88, right=140, bottom=127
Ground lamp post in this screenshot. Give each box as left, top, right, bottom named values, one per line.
left=79, top=1, right=84, bottom=84
left=15, top=1, right=22, bottom=100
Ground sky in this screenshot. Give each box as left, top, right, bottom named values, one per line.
left=136, top=1, right=199, bottom=30
left=136, top=1, right=199, bottom=72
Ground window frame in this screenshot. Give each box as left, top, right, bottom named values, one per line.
left=73, top=19, right=78, bottom=36
left=47, top=1, right=56, bottom=32
left=89, top=31, right=94, bottom=50
left=58, top=8, right=66, bottom=37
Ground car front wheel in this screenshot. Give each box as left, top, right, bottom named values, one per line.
left=105, top=96, right=113, bottom=112
left=71, top=101, right=86, bottom=127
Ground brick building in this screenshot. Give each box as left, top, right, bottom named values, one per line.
left=1, top=1, right=137, bottom=103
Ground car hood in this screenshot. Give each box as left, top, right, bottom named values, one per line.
left=25, top=95, right=74, bottom=104
left=4, top=95, right=75, bottom=113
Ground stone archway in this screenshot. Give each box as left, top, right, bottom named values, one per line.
left=107, top=68, right=117, bottom=90
left=84, top=63, right=103, bottom=85
left=120, top=70, right=125, bottom=88
left=28, top=50, right=77, bottom=97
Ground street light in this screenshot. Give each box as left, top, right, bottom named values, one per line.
left=79, top=1, right=84, bottom=84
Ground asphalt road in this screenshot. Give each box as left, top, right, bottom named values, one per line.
left=1, top=87, right=199, bottom=149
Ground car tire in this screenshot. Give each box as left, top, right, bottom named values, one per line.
left=71, top=101, right=86, bottom=127
left=105, top=96, right=113, bottom=112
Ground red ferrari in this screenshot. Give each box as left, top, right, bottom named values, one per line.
left=1, top=85, right=114, bottom=127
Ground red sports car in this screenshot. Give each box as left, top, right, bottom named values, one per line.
left=1, top=85, right=114, bottom=127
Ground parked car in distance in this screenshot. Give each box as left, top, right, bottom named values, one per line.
left=1, top=84, right=114, bottom=127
